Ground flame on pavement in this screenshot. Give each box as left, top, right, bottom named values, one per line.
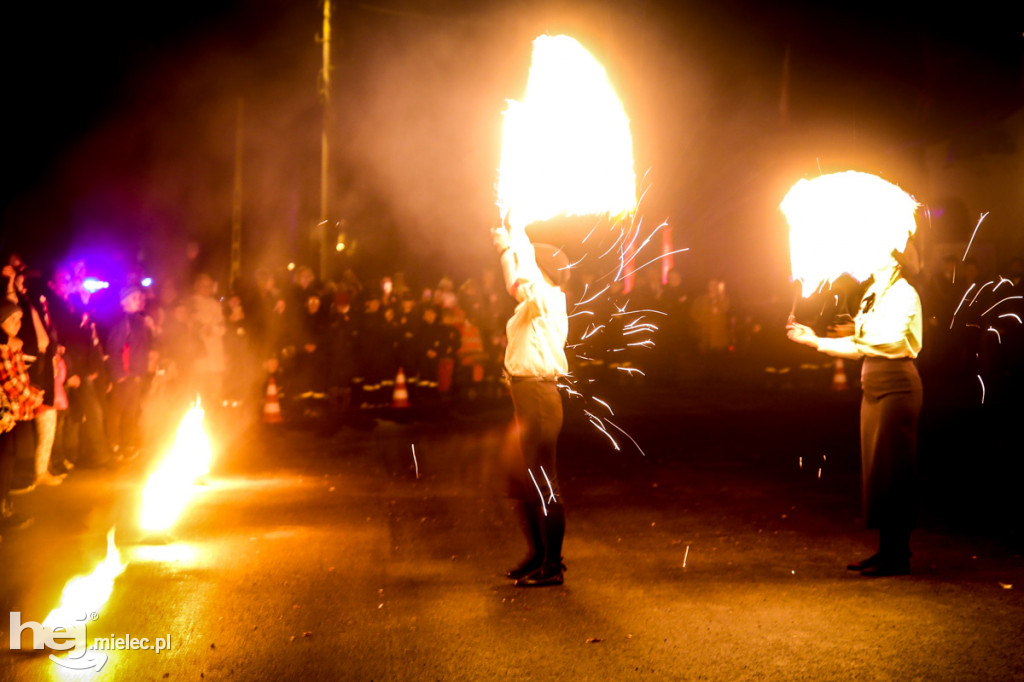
left=139, top=402, right=213, bottom=533
left=42, top=528, right=126, bottom=631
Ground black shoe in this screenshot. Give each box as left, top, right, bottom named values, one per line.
left=514, top=564, right=564, bottom=587
left=847, top=553, right=883, bottom=571
left=861, top=561, right=910, bottom=577
left=506, top=557, right=543, bottom=580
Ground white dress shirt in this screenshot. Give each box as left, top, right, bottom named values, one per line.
left=816, top=274, right=922, bottom=360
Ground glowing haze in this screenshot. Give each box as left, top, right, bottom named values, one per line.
left=780, top=171, right=919, bottom=297
left=497, top=35, right=636, bottom=232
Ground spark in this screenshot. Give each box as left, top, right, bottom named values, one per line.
left=623, top=327, right=655, bottom=336
left=616, top=367, right=645, bottom=376
left=584, top=412, right=620, bottom=451
left=998, top=313, right=1022, bottom=324
left=581, top=323, right=606, bottom=340
left=605, top=418, right=646, bottom=456
left=950, top=284, right=976, bottom=329
left=987, top=327, right=1002, bottom=344
left=962, top=212, right=989, bottom=261
left=575, top=284, right=610, bottom=307
left=611, top=308, right=667, bottom=317
left=568, top=310, right=595, bottom=319
left=980, top=296, right=1023, bottom=317
left=683, top=545, right=690, bottom=568
left=624, top=317, right=659, bottom=332
left=978, top=375, right=986, bottom=404
left=817, top=468, right=822, bottom=479
left=412, top=444, right=419, bottom=479
left=539, top=466, right=557, bottom=504
left=615, top=226, right=644, bottom=281
left=615, top=219, right=671, bottom=278
left=573, top=354, right=596, bottom=362
left=581, top=223, right=598, bottom=244
left=617, top=248, right=692, bottom=282
left=626, top=339, right=655, bottom=348
left=592, top=396, right=614, bottom=415
left=598, top=226, right=627, bottom=259
left=798, top=457, right=802, bottom=469
left=527, top=469, right=548, bottom=516
left=557, top=383, right=583, bottom=397
left=562, top=254, right=588, bottom=271
left=968, top=280, right=994, bottom=306
left=993, top=277, right=1014, bottom=292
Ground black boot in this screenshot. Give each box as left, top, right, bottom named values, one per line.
left=515, top=503, right=565, bottom=587
left=862, top=527, right=911, bottom=577
left=507, top=501, right=545, bottom=579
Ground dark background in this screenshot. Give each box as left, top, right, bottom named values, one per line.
left=2, top=0, right=1022, bottom=293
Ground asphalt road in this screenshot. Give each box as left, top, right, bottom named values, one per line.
left=2, top=382, right=1023, bottom=681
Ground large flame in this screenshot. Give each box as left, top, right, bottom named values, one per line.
left=497, top=34, right=636, bottom=231
left=139, top=402, right=213, bottom=532
left=780, top=171, right=919, bottom=297
left=42, top=528, right=126, bottom=630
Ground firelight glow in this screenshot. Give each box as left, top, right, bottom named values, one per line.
left=780, top=171, right=919, bottom=297
left=42, top=528, right=126, bottom=631
left=139, top=402, right=214, bottom=532
left=497, top=34, right=636, bottom=231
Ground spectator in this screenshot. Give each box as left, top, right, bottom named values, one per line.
left=1, top=301, right=45, bottom=520
left=105, top=285, right=153, bottom=459
left=8, top=261, right=64, bottom=489
left=47, top=266, right=113, bottom=468
left=188, top=273, right=227, bottom=406
left=326, top=291, right=357, bottom=417
left=409, top=305, right=452, bottom=406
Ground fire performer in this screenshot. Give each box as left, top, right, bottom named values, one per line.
left=786, top=228, right=923, bottom=577
left=493, top=216, right=570, bottom=587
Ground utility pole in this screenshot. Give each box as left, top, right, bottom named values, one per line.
left=318, top=0, right=333, bottom=281
left=230, top=98, right=244, bottom=288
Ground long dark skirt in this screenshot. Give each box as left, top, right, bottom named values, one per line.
left=860, top=357, right=923, bottom=530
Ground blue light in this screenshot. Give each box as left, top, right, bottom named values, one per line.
left=141, top=277, right=153, bottom=287
left=82, top=278, right=110, bottom=293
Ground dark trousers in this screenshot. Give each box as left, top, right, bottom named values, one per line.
left=106, top=376, right=144, bottom=451
left=69, top=377, right=113, bottom=466
left=6, top=420, right=36, bottom=492
left=0, top=432, right=14, bottom=511
left=508, top=378, right=565, bottom=567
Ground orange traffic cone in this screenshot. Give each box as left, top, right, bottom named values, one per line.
left=262, top=376, right=284, bottom=423
left=392, top=368, right=411, bottom=408
left=831, top=358, right=848, bottom=391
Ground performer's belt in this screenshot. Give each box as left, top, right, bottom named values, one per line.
left=506, top=374, right=560, bottom=384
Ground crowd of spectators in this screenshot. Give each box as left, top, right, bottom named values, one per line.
left=2, top=240, right=1021, bottom=538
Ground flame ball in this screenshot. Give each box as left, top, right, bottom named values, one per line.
left=780, top=171, right=919, bottom=297
left=498, top=35, right=636, bottom=231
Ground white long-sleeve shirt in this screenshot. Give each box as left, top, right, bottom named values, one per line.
left=500, top=230, right=568, bottom=377
left=816, top=274, right=922, bottom=360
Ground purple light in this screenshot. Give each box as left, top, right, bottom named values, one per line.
left=82, top=278, right=110, bottom=293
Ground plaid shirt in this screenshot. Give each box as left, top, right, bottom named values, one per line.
left=0, top=341, right=44, bottom=421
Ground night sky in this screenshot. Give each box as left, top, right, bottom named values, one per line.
left=2, top=0, right=1021, bottom=294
